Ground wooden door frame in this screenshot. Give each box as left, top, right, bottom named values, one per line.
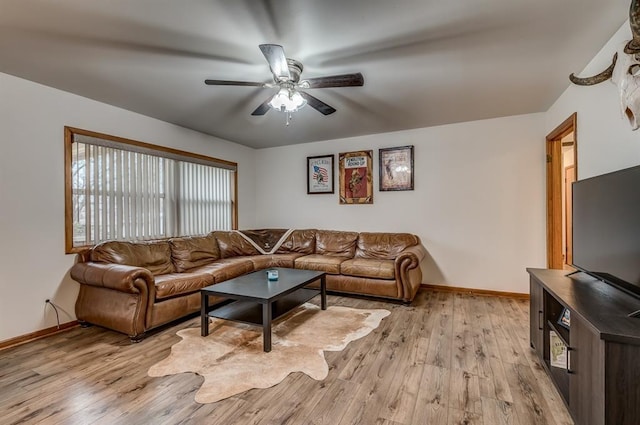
left=546, top=113, right=577, bottom=269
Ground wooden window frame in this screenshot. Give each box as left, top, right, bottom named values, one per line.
left=64, top=126, right=238, bottom=253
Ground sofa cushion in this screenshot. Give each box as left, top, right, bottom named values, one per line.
left=355, top=233, right=419, bottom=260
left=295, top=254, right=347, bottom=275
left=91, top=240, right=175, bottom=276
left=276, top=229, right=317, bottom=254
left=340, top=258, right=395, bottom=280
left=154, top=271, right=214, bottom=300
left=197, top=258, right=256, bottom=283
left=169, top=234, right=220, bottom=272
left=212, top=231, right=260, bottom=258
left=248, top=253, right=306, bottom=270
left=239, top=229, right=290, bottom=252
left=315, top=230, right=359, bottom=258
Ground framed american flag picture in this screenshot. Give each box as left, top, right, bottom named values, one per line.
left=307, top=154, right=334, bottom=194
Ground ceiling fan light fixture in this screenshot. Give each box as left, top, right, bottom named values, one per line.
left=268, top=87, right=307, bottom=112
left=205, top=45, right=362, bottom=119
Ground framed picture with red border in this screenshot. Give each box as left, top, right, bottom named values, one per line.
left=339, top=150, right=373, bottom=204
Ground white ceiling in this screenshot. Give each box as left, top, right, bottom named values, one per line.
left=0, top=0, right=629, bottom=149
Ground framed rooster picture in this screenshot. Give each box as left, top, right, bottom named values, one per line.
left=339, top=150, right=373, bottom=204
left=307, top=154, right=334, bottom=194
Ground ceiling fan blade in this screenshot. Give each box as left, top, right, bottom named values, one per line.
left=251, top=98, right=272, bottom=116
left=302, top=73, right=364, bottom=88
left=205, top=79, right=266, bottom=87
left=259, top=44, right=291, bottom=81
left=299, top=92, right=336, bottom=115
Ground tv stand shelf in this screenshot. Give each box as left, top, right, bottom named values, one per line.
left=528, top=268, right=640, bottom=425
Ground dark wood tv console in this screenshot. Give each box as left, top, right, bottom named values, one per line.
left=527, top=268, right=640, bottom=425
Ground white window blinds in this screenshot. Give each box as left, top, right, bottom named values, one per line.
left=177, top=162, right=233, bottom=236
left=68, top=131, right=236, bottom=249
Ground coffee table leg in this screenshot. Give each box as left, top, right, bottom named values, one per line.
left=201, top=292, right=209, bottom=337
left=263, top=302, right=272, bottom=352
left=321, top=275, right=327, bottom=310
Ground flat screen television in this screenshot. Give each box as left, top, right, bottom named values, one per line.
left=572, top=164, right=640, bottom=299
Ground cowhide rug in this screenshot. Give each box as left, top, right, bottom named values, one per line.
left=148, top=303, right=390, bottom=404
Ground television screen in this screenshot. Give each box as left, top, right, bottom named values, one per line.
left=572, top=165, right=640, bottom=298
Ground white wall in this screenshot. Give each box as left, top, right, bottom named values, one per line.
left=0, top=72, right=257, bottom=342
left=254, top=114, right=547, bottom=293
left=547, top=22, right=640, bottom=179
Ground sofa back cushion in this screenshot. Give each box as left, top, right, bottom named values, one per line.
left=355, top=232, right=419, bottom=260
left=315, top=230, right=359, bottom=258
left=239, top=229, right=289, bottom=252
left=90, top=240, right=175, bottom=275
left=212, top=231, right=260, bottom=258
left=169, top=234, right=220, bottom=272
left=276, top=229, right=317, bottom=254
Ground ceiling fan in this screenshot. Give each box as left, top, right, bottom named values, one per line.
left=204, top=44, right=364, bottom=119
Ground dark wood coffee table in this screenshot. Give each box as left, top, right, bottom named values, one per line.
left=200, top=267, right=327, bottom=352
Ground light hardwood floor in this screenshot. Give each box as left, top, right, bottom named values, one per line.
left=0, top=290, right=574, bottom=425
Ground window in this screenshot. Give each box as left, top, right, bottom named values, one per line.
left=65, top=127, right=237, bottom=253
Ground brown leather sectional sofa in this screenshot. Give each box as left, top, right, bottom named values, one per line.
left=70, top=229, right=427, bottom=340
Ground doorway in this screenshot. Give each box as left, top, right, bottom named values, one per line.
left=546, top=113, right=577, bottom=269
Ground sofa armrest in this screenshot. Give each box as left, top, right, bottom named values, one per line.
left=395, top=244, right=427, bottom=269
left=394, top=244, right=427, bottom=301
left=70, top=262, right=155, bottom=295
left=71, top=262, right=156, bottom=339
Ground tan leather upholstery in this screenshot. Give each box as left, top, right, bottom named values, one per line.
left=315, top=230, right=359, bottom=257
left=149, top=292, right=200, bottom=329
left=294, top=254, right=346, bottom=274
left=308, top=274, right=400, bottom=299
left=154, top=271, right=214, bottom=300
left=394, top=244, right=427, bottom=300
left=91, top=240, right=175, bottom=275
left=340, top=258, right=395, bottom=279
left=197, top=258, right=255, bottom=283
left=276, top=229, right=317, bottom=254
left=328, top=274, right=400, bottom=298
left=75, top=284, right=148, bottom=337
left=71, top=228, right=427, bottom=339
left=212, top=231, right=260, bottom=258
left=248, top=253, right=305, bottom=269
left=355, top=232, right=420, bottom=259
left=150, top=293, right=225, bottom=330
left=70, top=262, right=154, bottom=294
left=169, top=234, right=219, bottom=272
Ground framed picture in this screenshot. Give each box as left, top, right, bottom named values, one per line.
left=307, top=154, right=334, bottom=194
left=379, top=145, right=414, bottom=191
left=549, top=330, right=568, bottom=369
left=339, top=150, right=373, bottom=204
left=557, top=307, right=571, bottom=329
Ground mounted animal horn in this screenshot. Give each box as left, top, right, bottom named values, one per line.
left=569, top=53, right=618, bottom=85
left=570, top=0, right=640, bottom=85
left=569, top=0, right=640, bottom=130
left=625, top=0, right=640, bottom=54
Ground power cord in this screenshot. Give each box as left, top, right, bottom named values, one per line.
left=45, top=299, right=61, bottom=329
